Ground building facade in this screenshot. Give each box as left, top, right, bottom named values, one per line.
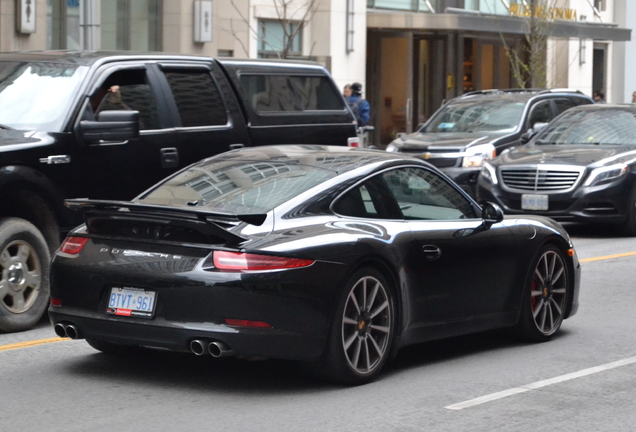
left=2, top=0, right=631, bottom=145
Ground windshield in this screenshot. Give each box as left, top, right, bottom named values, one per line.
left=536, top=108, right=636, bottom=146
left=0, top=62, right=88, bottom=131
left=423, top=99, right=526, bottom=133
left=139, top=159, right=337, bottom=214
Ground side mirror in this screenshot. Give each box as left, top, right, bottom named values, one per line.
left=481, top=202, right=504, bottom=229
left=79, top=110, right=140, bottom=143
left=520, top=131, right=532, bottom=144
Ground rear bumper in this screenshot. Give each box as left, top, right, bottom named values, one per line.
left=49, top=306, right=326, bottom=360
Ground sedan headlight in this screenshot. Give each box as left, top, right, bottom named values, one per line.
left=583, top=164, right=628, bottom=187
left=462, top=144, right=497, bottom=168
left=480, top=162, right=498, bottom=185
left=385, top=143, right=399, bottom=153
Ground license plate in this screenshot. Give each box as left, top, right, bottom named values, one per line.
left=522, top=194, right=549, bottom=211
left=107, top=287, right=156, bottom=318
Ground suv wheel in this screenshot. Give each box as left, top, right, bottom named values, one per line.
left=0, top=218, right=50, bottom=332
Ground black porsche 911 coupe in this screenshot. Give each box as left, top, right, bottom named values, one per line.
left=49, top=145, right=580, bottom=384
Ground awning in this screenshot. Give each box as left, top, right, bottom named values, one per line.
left=367, top=10, right=631, bottom=41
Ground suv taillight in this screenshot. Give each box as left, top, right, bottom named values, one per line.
left=60, top=237, right=89, bottom=254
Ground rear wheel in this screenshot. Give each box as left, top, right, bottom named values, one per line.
left=516, top=245, right=569, bottom=342
left=315, top=268, right=395, bottom=385
left=0, top=218, right=50, bottom=332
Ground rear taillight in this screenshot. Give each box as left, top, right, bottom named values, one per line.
left=213, top=251, right=314, bottom=271
left=59, top=237, right=89, bottom=254
left=347, top=136, right=360, bottom=147
left=50, top=298, right=62, bottom=307
left=225, top=318, right=272, bottom=328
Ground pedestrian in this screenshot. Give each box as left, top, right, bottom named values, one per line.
left=347, top=82, right=371, bottom=127
left=631, top=91, right=636, bottom=103
left=343, top=84, right=352, bottom=98
left=593, top=90, right=606, bottom=103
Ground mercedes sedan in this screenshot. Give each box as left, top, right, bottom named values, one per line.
left=49, top=145, right=580, bottom=384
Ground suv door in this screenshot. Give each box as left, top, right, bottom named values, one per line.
left=156, top=62, right=250, bottom=162
left=72, top=63, right=179, bottom=201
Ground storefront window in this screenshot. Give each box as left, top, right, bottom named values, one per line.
left=101, top=0, right=162, bottom=51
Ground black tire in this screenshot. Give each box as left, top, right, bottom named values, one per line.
left=0, top=217, right=50, bottom=332
left=314, top=268, right=396, bottom=385
left=85, top=337, right=149, bottom=356
left=516, top=245, right=570, bottom=342
left=618, top=186, right=636, bottom=236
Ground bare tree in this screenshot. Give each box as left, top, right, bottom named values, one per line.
left=227, top=0, right=319, bottom=59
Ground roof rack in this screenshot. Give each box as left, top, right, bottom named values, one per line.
left=462, top=88, right=544, bottom=97
left=537, top=88, right=584, bottom=95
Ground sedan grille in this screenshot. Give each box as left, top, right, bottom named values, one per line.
left=500, top=167, right=582, bottom=192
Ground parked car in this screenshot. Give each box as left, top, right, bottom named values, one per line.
left=386, top=89, right=593, bottom=197
left=476, top=104, right=636, bottom=235
left=49, top=145, right=580, bottom=385
left=0, top=52, right=356, bottom=332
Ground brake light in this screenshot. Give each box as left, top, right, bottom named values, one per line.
left=50, top=298, right=62, bottom=307
left=213, top=251, right=314, bottom=271
left=225, top=318, right=272, bottom=328
left=60, top=237, right=89, bottom=254
left=347, top=137, right=360, bottom=147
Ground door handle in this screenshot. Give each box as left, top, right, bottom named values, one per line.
left=160, top=147, right=179, bottom=168
left=422, top=245, right=441, bottom=261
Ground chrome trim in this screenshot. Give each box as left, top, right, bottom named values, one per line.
left=499, top=164, right=585, bottom=194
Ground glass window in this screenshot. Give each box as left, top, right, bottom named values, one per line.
left=424, top=99, right=526, bottom=133
left=554, top=98, right=576, bottom=115
left=240, top=74, right=345, bottom=112
left=47, top=0, right=80, bottom=49
left=333, top=176, right=402, bottom=219
left=101, top=0, right=161, bottom=51
left=258, top=20, right=302, bottom=58
left=382, top=168, right=475, bottom=220
left=91, top=69, right=161, bottom=130
left=140, top=160, right=337, bottom=214
left=0, top=62, right=87, bottom=131
left=164, top=70, right=228, bottom=127
left=528, top=101, right=553, bottom=126
left=536, top=108, right=636, bottom=146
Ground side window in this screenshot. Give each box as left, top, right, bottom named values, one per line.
left=333, top=176, right=402, bottom=219
left=528, top=100, right=553, bottom=126
left=91, top=69, right=161, bottom=130
left=239, top=74, right=345, bottom=112
left=554, top=98, right=576, bottom=115
left=381, top=167, right=476, bottom=220
left=163, top=70, right=228, bottom=127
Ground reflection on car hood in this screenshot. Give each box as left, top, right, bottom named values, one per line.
left=393, top=131, right=506, bottom=151
left=496, top=144, right=636, bottom=167
left=0, top=129, right=48, bottom=151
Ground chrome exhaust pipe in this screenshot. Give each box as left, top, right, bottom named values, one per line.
left=190, top=339, right=207, bottom=356
left=65, top=324, right=82, bottom=340
left=208, top=341, right=234, bottom=358
left=54, top=323, right=67, bottom=338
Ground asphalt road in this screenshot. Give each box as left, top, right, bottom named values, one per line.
left=1, top=223, right=636, bottom=432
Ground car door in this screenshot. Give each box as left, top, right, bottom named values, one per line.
left=380, top=166, right=521, bottom=324
left=155, top=61, right=250, bottom=163
left=71, top=63, right=179, bottom=201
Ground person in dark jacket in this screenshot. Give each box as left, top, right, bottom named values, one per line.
left=347, top=82, right=371, bottom=127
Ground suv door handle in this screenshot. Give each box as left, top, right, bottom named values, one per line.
left=422, top=245, right=441, bottom=261
left=160, top=147, right=179, bottom=168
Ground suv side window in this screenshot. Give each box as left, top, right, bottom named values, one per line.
left=528, top=100, right=553, bottom=126
left=554, top=98, right=577, bottom=115
left=240, top=74, right=345, bottom=112
left=163, top=69, right=228, bottom=127
left=91, top=69, right=161, bottom=130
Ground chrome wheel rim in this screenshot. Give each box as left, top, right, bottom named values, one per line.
left=341, top=276, right=391, bottom=375
left=530, top=250, right=567, bottom=336
left=0, top=240, right=41, bottom=313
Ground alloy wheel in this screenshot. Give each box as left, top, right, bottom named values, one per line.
left=530, top=250, right=567, bottom=336
left=341, top=276, right=391, bottom=375
left=0, top=240, right=41, bottom=314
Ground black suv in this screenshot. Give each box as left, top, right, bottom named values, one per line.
left=385, top=89, right=594, bottom=197
left=0, top=51, right=356, bottom=332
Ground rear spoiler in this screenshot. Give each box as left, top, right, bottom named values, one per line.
left=65, top=199, right=268, bottom=245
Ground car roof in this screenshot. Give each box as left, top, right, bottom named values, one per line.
left=451, top=89, right=590, bottom=104
left=201, top=145, right=424, bottom=174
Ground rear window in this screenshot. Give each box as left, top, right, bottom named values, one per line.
left=139, top=160, right=337, bottom=214
left=239, top=74, right=345, bottom=112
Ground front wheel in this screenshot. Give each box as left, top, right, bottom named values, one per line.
left=315, top=268, right=396, bottom=385
left=0, top=218, right=50, bottom=332
left=516, top=245, right=570, bottom=342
